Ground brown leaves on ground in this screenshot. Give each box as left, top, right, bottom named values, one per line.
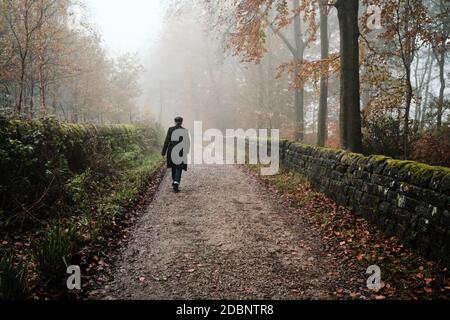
left=247, top=166, right=450, bottom=300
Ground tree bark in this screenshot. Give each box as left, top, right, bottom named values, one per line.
left=400, top=0, right=413, bottom=160
left=16, top=59, right=26, bottom=115
left=258, top=62, right=265, bottom=113
left=29, top=79, right=34, bottom=119
left=421, top=56, right=434, bottom=128
left=415, top=49, right=432, bottom=123
left=317, top=0, right=329, bottom=147
left=293, top=0, right=305, bottom=141
left=435, top=0, right=449, bottom=129
left=404, top=70, right=413, bottom=159
left=335, top=0, right=363, bottom=152
left=38, top=60, right=47, bottom=117
left=436, top=50, right=445, bottom=129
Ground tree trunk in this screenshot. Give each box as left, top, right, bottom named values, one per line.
left=267, top=52, right=278, bottom=128
left=28, top=78, right=35, bottom=119
left=413, top=52, right=421, bottom=122
left=39, top=62, right=47, bottom=117
left=421, top=56, right=434, bottom=128
left=401, top=0, right=413, bottom=160
left=336, top=0, right=363, bottom=152
left=415, top=49, right=432, bottom=123
left=404, top=72, right=413, bottom=159
left=293, top=0, right=305, bottom=141
left=258, top=63, right=265, bottom=112
left=317, top=0, right=329, bottom=147
left=16, top=59, right=26, bottom=115
left=312, top=104, right=317, bottom=136
left=436, top=50, right=445, bottom=129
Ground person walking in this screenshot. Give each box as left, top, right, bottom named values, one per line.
left=161, top=117, right=190, bottom=192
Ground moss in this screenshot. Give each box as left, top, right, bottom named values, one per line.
left=320, top=146, right=346, bottom=156
left=348, top=152, right=366, bottom=159
left=385, top=158, right=450, bottom=181
left=369, top=155, right=390, bottom=163
left=284, top=139, right=450, bottom=183
left=385, top=159, right=415, bottom=168
left=289, top=142, right=345, bottom=159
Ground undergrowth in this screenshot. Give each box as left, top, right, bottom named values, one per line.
left=0, top=119, right=164, bottom=299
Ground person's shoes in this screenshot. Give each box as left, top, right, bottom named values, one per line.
left=173, top=182, right=180, bottom=193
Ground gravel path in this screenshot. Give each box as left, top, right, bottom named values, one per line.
left=97, top=165, right=355, bottom=300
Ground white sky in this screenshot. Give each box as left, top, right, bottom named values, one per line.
left=86, top=0, right=164, bottom=57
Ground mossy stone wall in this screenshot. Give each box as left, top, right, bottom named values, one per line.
left=279, top=140, right=450, bottom=266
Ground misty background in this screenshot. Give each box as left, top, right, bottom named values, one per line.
left=1, top=0, right=448, bottom=147
left=86, top=0, right=342, bottom=140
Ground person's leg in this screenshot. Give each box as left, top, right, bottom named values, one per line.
left=171, top=167, right=180, bottom=192
left=172, top=167, right=177, bottom=182
left=175, top=168, right=183, bottom=184
left=172, top=168, right=182, bottom=192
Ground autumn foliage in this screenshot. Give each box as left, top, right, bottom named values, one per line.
left=412, top=127, right=450, bottom=167
left=0, top=0, right=142, bottom=123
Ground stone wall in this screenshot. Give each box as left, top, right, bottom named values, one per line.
left=279, top=140, right=450, bottom=266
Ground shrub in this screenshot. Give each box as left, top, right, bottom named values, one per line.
left=0, top=118, right=163, bottom=232
left=362, top=108, right=403, bottom=158
left=0, top=251, right=29, bottom=300
left=0, top=118, right=69, bottom=230
left=361, top=107, right=421, bottom=158
left=0, top=119, right=164, bottom=296
left=412, top=127, right=450, bottom=167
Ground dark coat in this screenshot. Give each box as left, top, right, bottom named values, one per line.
left=161, top=125, right=190, bottom=171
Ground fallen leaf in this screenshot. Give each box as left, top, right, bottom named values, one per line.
left=424, top=287, right=433, bottom=293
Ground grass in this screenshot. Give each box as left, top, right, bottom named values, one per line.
left=0, top=250, right=29, bottom=300
left=33, top=223, right=79, bottom=284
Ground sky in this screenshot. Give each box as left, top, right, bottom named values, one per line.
left=86, top=0, right=164, bottom=57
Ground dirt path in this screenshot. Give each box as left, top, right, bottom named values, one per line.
left=96, top=165, right=357, bottom=300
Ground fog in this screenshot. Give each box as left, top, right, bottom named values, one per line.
left=87, top=0, right=338, bottom=137
left=1, top=0, right=442, bottom=143
left=88, top=0, right=163, bottom=56
left=82, top=0, right=448, bottom=144
left=125, top=1, right=339, bottom=142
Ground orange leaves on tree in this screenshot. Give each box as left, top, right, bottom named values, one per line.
left=276, top=53, right=340, bottom=90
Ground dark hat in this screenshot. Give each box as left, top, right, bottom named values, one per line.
left=174, top=116, right=183, bottom=123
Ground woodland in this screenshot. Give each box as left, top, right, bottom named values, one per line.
left=0, top=0, right=449, bottom=300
